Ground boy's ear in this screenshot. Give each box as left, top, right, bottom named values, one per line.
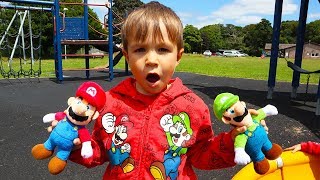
left=177, top=48, right=184, bottom=64
left=122, top=49, right=129, bottom=62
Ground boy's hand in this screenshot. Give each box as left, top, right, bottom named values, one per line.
left=230, top=126, right=247, bottom=140
left=285, top=144, right=302, bottom=153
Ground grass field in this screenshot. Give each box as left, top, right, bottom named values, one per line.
left=1, top=54, right=319, bottom=84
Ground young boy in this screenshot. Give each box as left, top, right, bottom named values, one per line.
left=286, top=141, right=320, bottom=154
left=70, top=1, right=246, bottom=179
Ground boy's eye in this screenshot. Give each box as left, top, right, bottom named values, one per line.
left=134, top=48, right=145, bottom=53
left=159, top=48, right=169, bottom=52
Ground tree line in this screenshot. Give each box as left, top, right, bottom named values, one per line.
left=0, top=0, right=319, bottom=58
left=184, top=19, right=320, bottom=56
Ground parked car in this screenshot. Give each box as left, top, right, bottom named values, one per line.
left=215, top=52, right=223, bottom=56
left=223, top=50, right=246, bottom=57
left=203, top=50, right=212, bottom=56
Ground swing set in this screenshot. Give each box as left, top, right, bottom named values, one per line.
left=267, top=0, right=320, bottom=115
left=0, top=0, right=125, bottom=82
left=0, top=6, right=45, bottom=78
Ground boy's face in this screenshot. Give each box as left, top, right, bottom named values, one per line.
left=123, top=21, right=184, bottom=95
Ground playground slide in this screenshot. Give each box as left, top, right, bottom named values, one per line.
left=232, top=151, right=320, bottom=180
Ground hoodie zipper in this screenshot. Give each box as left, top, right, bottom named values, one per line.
left=137, top=104, right=152, bottom=178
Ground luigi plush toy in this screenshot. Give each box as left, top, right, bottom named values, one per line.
left=31, top=81, right=106, bottom=175
left=213, top=92, right=283, bottom=175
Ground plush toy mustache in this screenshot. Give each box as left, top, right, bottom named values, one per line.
left=233, top=108, right=248, bottom=122
left=68, top=107, right=88, bottom=122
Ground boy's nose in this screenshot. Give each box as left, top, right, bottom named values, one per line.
left=145, top=51, right=158, bottom=66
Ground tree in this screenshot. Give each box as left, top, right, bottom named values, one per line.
left=280, top=20, right=298, bottom=44
left=243, top=19, right=272, bottom=56
left=306, top=20, right=320, bottom=44
left=221, top=24, right=244, bottom=50
left=112, top=0, right=143, bottom=44
left=183, top=25, right=202, bottom=53
left=200, top=24, right=224, bottom=52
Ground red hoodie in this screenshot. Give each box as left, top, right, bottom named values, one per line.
left=301, top=141, right=320, bottom=155
left=70, top=77, right=235, bottom=179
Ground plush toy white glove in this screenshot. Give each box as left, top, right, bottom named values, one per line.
left=81, top=141, right=93, bottom=158
left=43, top=113, right=56, bottom=123
left=262, top=104, right=278, bottom=116
left=234, top=148, right=251, bottom=165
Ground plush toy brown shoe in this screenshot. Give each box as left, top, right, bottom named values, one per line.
left=122, top=157, right=135, bottom=173
left=48, top=156, right=67, bottom=175
left=31, top=144, right=53, bottom=160
left=254, top=158, right=270, bottom=175
left=265, top=143, right=283, bottom=160
left=150, top=161, right=166, bottom=180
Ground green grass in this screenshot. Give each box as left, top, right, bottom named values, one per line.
left=1, top=54, right=319, bottom=84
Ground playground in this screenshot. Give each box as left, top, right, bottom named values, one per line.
left=0, top=71, right=319, bottom=179
left=1, top=0, right=320, bottom=179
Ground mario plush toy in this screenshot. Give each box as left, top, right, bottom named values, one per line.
left=31, top=81, right=106, bottom=175
left=213, top=92, right=283, bottom=175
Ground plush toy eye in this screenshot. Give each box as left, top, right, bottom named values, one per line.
left=87, top=105, right=90, bottom=110
left=228, top=109, right=235, bottom=114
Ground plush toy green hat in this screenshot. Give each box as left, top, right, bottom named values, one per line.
left=213, top=93, right=239, bottom=120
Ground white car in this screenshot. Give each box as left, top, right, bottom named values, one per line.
left=203, top=50, right=212, bottom=56
left=223, top=50, right=246, bottom=57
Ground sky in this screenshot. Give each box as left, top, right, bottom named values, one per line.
left=89, top=0, right=320, bottom=28
left=1, top=0, right=319, bottom=28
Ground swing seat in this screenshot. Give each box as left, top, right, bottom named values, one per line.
left=286, top=61, right=320, bottom=74
left=286, top=61, right=320, bottom=100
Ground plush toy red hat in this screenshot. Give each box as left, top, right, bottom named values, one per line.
left=76, top=81, right=106, bottom=111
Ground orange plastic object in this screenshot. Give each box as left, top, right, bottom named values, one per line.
left=232, top=151, right=320, bottom=180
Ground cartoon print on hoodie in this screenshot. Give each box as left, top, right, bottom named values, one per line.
left=102, top=113, right=135, bottom=173
left=150, top=112, right=193, bottom=180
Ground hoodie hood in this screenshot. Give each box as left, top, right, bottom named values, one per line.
left=110, top=77, right=192, bottom=106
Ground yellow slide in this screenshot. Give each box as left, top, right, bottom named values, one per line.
left=233, top=151, right=320, bottom=180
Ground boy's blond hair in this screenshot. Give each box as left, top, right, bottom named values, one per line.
left=121, top=1, right=183, bottom=51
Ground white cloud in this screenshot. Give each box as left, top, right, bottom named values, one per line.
left=185, top=0, right=298, bottom=27
left=235, top=16, right=262, bottom=25
left=309, top=13, right=320, bottom=19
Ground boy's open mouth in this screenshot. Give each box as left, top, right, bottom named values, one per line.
left=146, top=73, right=160, bottom=83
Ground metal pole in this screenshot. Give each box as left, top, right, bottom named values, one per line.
left=291, top=0, right=309, bottom=98
left=63, top=8, right=68, bottom=60
left=0, top=5, right=52, bottom=12
left=84, top=0, right=89, bottom=79
left=54, top=0, right=63, bottom=81
left=9, top=10, right=28, bottom=67
left=28, top=10, right=35, bottom=65
left=4, top=0, right=54, bottom=6
left=108, top=0, right=114, bottom=81
left=0, top=11, right=18, bottom=46
left=267, top=0, right=283, bottom=99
